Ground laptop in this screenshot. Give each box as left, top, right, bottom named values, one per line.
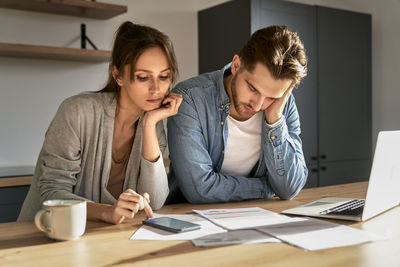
left=282, top=130, right=400, bottom=221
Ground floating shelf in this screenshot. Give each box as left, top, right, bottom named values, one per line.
left=0, top=0, right=127, bottom=19
left=0, top=43, right=111, bottom=62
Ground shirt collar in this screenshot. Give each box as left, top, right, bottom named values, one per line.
left=217, top=63, right=233, bottom=113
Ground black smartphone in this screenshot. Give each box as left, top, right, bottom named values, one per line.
left=143, top=217, right=201, bottom=233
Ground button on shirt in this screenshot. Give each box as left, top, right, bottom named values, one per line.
left=221, top=113, right=262, bottom=176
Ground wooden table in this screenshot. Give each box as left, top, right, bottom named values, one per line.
left=1, top=182, right=399, bottom=267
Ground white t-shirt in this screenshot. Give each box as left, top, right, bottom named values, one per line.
left=220, top=112, right=262, bottom=177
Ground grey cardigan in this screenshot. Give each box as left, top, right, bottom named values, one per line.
left=18, top=92, right=169, bottom=221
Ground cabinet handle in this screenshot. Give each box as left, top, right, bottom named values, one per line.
left=311, top=156, right=318, bottom=161
left=320, top=155, right=327, bottom=159
left=311, top=168, right=319, bottom=173
left=320, top=166, right=327, bottom=171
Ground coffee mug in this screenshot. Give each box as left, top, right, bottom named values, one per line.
left=34, top=199, right=87, bottom=241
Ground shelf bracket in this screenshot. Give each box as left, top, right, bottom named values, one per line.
left=81, top=24, right=98, bottom=50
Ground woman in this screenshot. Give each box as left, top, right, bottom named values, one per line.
left=18, top=21, right=182, bottom=224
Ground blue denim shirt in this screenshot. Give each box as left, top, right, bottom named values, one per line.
left=167, top=64, right=307, bottom=204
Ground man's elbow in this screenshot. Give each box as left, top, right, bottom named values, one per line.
left=277, top=191, right=298, bottom=200
left=183, top=187, right=217, bottom=204
left=277, top=174, right=307, bottom=200
left=184, top=193, right=209, bottom=204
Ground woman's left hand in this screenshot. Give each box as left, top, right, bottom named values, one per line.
left=144, top=92, right=183, bottom=125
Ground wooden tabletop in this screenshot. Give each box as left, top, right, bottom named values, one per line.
left=1, top=182, right=399, bottom=267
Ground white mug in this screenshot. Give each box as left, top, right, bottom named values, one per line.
left=34, top=199, right=87, bottom=241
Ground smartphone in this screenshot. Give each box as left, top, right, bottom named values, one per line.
left=143, top=217, right=201, bottom=233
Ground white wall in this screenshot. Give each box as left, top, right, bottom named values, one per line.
left=286, top=0, right=400, bottom=147
left=0, top=0, right=228, bottom=174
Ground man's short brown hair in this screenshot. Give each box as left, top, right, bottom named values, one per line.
left=239, top=25, right=307, bottom=87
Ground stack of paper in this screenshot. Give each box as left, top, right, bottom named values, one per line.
left=131, top=207, right=385, bottom=250
left=193, top=207, right=303, bottom=230
left=192, top=229, right=279, bottom=247
left=131, top=213, right=278, bottom=246
left=256, top=217, right=385, bottom=251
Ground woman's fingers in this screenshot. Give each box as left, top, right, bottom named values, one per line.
left=119, top=193, right=142, bottom=203
left=120, top=189, right=145, bottom=209
left=162, top=93, right=182, bottom=115
left=144, top=93, right=182, bottom=123
left=143, top=200, right=154, bottom=218
left=113, top=190, right=154, bottom=222
left=141, top=193, right=154, bottom=218
left=114, top=204, right=135, bottom=218
left=142, top=192, right=151, bottom=203
left=117, top=199, right=140, bottom=214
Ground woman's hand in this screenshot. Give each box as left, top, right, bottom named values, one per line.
left=105, top=189, right=153, bottom=225
left=141, top=92, right=182, bottom=162
left=143, top=92, right=183, bottom=126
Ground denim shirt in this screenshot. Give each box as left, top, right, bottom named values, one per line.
left=167, top=64, right=308, bottom=204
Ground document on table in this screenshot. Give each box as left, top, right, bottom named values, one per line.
left=131, top=209, right=385, bottom=251
left=192, top=229, right=280, bottom=247
left=193, top=207, right=303, bottom=230
left=130, top=213, right=226, bottom=241
left=257, top=217, right=386, bottom=251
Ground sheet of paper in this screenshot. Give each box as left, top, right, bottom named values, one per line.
left=193, top=207, right=303, bottom=230
left=130, top=213, right=226, bottom=241
left=257, top=217, right=386, bottom=251
left=192, top=229, right=280, bottom=247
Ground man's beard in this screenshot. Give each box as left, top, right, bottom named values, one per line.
left=230, top=74, right=255, bottom=119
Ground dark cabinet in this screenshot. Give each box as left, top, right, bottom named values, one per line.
left=317, top=6, right=372, bottom=186
left=0, top=186, right=29, bottom=222
left=319, top=160, right=371, bottom=186
left=306, top=164, right=319, bottom=188
left=199, top=0, right=372, bottom=187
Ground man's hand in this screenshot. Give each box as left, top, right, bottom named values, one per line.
left=264, top=86, right=293, bottom=124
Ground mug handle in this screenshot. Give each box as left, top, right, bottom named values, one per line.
left=34, top=209, right=52, bottom=233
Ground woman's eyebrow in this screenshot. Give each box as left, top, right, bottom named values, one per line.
left=135, top=67, right=170, bottom=73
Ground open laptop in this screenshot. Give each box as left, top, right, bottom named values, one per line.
left=282, top=130, right=400, bottom=221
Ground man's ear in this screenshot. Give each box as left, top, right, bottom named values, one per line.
left=231, top=55, right=241, bottom=75
left=112, top=66, right=123, bottom=86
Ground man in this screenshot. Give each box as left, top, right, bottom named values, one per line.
left=167, top=25, right=308, bottom=204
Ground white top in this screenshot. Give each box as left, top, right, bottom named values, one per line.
left=220, top=112, right=262, bottom=176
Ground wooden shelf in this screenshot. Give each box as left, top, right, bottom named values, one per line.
left=0, top=176, right=33, bottom=188
left=0, top=0, right=127, bottom=19
left=0, top=43, right=111, bottom=62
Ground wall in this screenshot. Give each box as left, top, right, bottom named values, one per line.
left=1, top=0, right=398, bottom=174
left=0, top=0, right=228, bottom=175
left=286, top=0, right=400, bottom=148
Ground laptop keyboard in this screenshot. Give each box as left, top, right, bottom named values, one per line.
left=320, top=199, right=365, bottom=216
